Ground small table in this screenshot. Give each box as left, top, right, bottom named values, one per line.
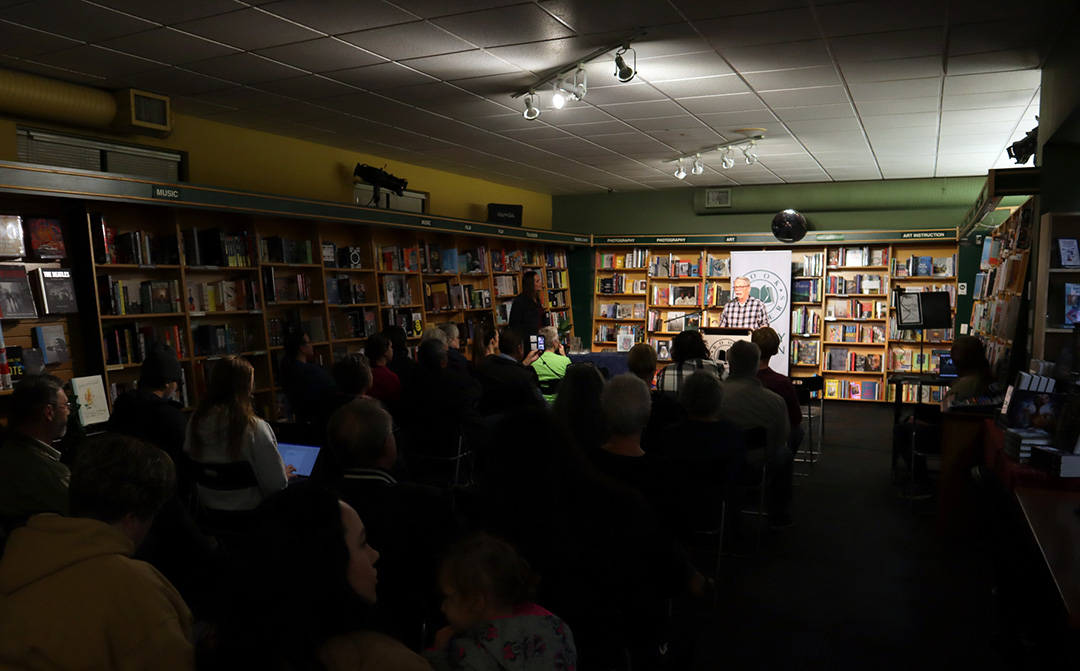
left=1014, top=487, right=1080, bottom=629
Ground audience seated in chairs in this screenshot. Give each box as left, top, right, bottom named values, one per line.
left=752, top=326, right=804, bottom=454
left=366, top=331, right=403, bottom=406
left=184, top=356, right=290, bottom=532
left=437, top=322, right=471, bottom=377
left=324, top=397, right=463, bottom=649
left=661, top=371, right=748, bottom=530
left=0, top=434, right=194, bottom=670
left=656, top=330, right=724, bottom=401
left=629, top=342, right=684, bottom=452
left=474, top=327, right=544, bottom=417
left=551, top=361, right=608, bottom=453
left=532, top=325, right=572, bottom=404
left=464, top=407, right=676, bottom=669
left=279, top=330, right=337, bottom=427
left=202, top=483, right=431, bottom=671
left=470, top=324, right=498, bottom=374
left=720, top=341, right=795, bottom=530
left=0, top=374, right=71, bottom=528
left=384, top=325, right=417, bottom=383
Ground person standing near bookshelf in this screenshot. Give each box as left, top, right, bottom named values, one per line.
left=509, top=271, right=547, bottom=353
left=718, top=276, right=769, bottom=330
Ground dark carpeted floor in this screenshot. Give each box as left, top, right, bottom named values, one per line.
left=681, top=401, right=1010, bottom=671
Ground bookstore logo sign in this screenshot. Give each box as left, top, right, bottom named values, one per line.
left=744, top=268, right=788, bottom=325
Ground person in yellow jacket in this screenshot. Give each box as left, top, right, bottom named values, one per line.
left=0, top=435, right=194, bottom=670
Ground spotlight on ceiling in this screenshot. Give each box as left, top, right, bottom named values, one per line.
left=674, top=159, right=687, bottom=180
left=523, top=91, right=540, bottom=120
left=552, top=66, right=587, bottom=109
left=354, top=163, right=408, bottom=206
left=691, top=154, right=704, bottom=175
left=721, top=148, right=735, bottom=170
left=742, top=141, right=758, bottom=165
left=1006, top=124, right=1038, bottom=165
left=614, top=45, right=636, bottom=83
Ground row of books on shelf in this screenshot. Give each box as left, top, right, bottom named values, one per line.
left=891, top=283, right=956, bottom=307
left=330, top=309, right=378, bottom=339
left=382, top=308, right=423, bottom=338
left=824, top=378, right=880, bottom=400
left=646, top=310, right=701, bottom=333
left=791, top=340, right=819, bottom=365
left=650, top=255, right=704, bottom=279
left=495, top=300, right=517, bottom=325
left=597, top=248, right=649, bottom=270
left=490, top=249, right=525, bottom=273
left=492, top=275, right=519, bottom=298
left=972, top=255, right=1026, bottom=301
left=0, top=341, right=46, bottom=387
left=2, top=265, right=77, bottom=318
left=825, top=298, right=887, bottom=320
left=826, top=274, right=884, bottom=295
left=827, top=246, right=887, bottom=268
left=597, top=274, right=647, bottom=295
left=792, top=278, right=821, bottom=303
left=885, top=383, right=940, bottom=403
left=888, top=347, right=949, bottom=373
left=261, top=237, right=314, bottom=265
left=193, top=323, right=261, bottom=357
left=0, top=214, right=67, bottom=260
left=422, top=281, right=493, bottom=312
left=599, top=302, right=645, bottom=320
left=793, top=253, right=825, bottom=278
left=825, top=323, right=886, bottom=344
left=182, top=227, right=256, bottom=268
left=790, top=306, right=821, bottom=336
left=103, top=323, right=185, bottom=366
left=98, top=277, right=181, bottom=316
left=262, top=268, right=313, bottom=303
left=825, top=348, right=884, bottom=373
left=101, top=227, right=180, bottom=266
left=186, top=279, right=260, bottom=313
left=547, top=290, right=568, bottom=308
left=703, top=283, right=730, bottom=308
left=326, top=277, right=368, bottom=306
left=652, top=284, right=700, bottom=307
left=969, top=295, right=1021, bottom=337
left=546, top=269, right=569, bottom=290
left=889, top=323, right=952, bottom=342
left=891, top=254, right=955, bottom=278
left=382, top=243, right=495, bottom=275
left=595, top=322, right=647, bottom=344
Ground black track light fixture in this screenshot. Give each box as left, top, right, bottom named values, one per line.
left=614, top=45, right=636, bottom=83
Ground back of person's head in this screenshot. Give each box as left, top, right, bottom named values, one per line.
left=679, top=370, right=724, bottom=419
left=364, top=332, right=392, bottom=363
left=951, top=335, right=991, bottom=378
left=601, top=373, right=652, bottom=436
left=189, top=355, right=255, bottom=460
left=10, top=374, right=64, bottom=427
left=332, top=353, right=371, bottom=396
left=326, top=398, right=393, bottom=469
left=283, top=331, right=307, bottom=360
left=438, top=322, right=460, bottom=342
left=213, top=483, right=372, bottom=669
left=671, top=330, right=710, bottom=363
left=521, top=270, right=538, bottom=299
left=139, top=342, right=183, bottom=390
left=498, top=327, right=523, bottom=358
left=626, top=343, right=658, bottom=383
left=726, top=340, right=761, bottom=378
left=382, top=326, right=408, bottom=357
left=485, top=407, right=591, bottom=501
left=421, top=325, right=447, bottom=345
left=538, top=325, right=559, bottom=350
left=552, top=362, right=607, bottom=450
left=751, top=327, right=780, bottom=361
left=472, top=324, right=496, bottom=362
left=438, top=531, right=537, bottom=611
left=69, top=434, right=175, bottom=523
left=417, top=338, right=448, bottom=371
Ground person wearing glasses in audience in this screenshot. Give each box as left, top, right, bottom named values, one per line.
left=0, top=375, right=74, bottom=526
left=718, top=276, right=769, bottom=330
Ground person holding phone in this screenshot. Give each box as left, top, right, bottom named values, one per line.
left=533, top=326, right=571, bottom=403
left=509, top=271, right=547, bottom=353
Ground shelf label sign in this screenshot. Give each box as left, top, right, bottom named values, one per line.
left=723, top=236, right=737, bottom=243
left=152, top=186, right=181, bottom=200
left=816, top=234, right=844, bottom=241
left=420, top=219, right=432, bottom=226
left=901, top=231, right=947, bottom=239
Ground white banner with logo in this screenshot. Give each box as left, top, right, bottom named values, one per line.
left=730, top=250, right=792, bottom=375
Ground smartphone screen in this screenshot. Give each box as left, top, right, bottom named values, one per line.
left=537, top=336, right=545, bottom=352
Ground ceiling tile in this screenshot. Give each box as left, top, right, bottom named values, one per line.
left=831, top=28, right=945, bottom=63
left=695, top=109, right=780, bottom=127
left=943, top=70, right=1042, bottom=96
left=324, top=62, right=437, bottom=91
left=946, top=49, right=1042, bottom=76
left=939, top=120, right=1018, bottom=136
left=849, top=78, right=941, bottom=101
left=865, top=126, right=939, bottom=141
left=720, top=40, right=833, bottom=73
left=650, top=75, right=750, bottom=99
left=0, top=20, right=82, bottom=59
left=254, top=75, right=360, bottom=100
left=600, top=23, right=713, bottom=60
left=816, top=0, right=946, bottom=37
left=403, top=50, right=522, bottom=80
left=673, top=0, right=809, bottom=21
left=260, top=0, right=417, bottom=34
left=449, top=72, right=535, bottom=96
left=99, top=27, right=239, bottom=65
left=942, top=90, right=1038, bottom=111
left=172, top=97, right=236, bottom=116
left=940, top=106, right=1030, bottom=125
left=677, top=93, right=766, bottom=114
left=428, top=96, right=516, bottom=118
left=860, top=113, right=939, bottom=129
left=0, top=0, right=156, bottom=42
left=758, top=86, right=850, bottom=108
left=839, top=56, right=943, bottom=83
left=339, top=22, right=475, bottom=61
left=948, top=20, right=1044, bottom=57
left=772, top=104, right=855, bottom=121
left=432, top=5, right=575, bottom=48
left=600, top=99, right=688, bottom=120
left=92, top=0, right=244, bottom=25
left=256, top=38, right=386, bottom=73
left=638, top=52, right=734, bottom=82
left=486, top=36, right=596, bottom=73
left=260, top=103, right=362, bottom=124
left=627, top=116, right=710, bottom=132
left=174, top=8, right=322, bottom=51
left=110, top=67, right=235, bottom=96
left=187, top=86, right=294, bottom=110
left=184, top=52, right=307, bottom=84
left=561, top=120, right=635, bottom=137
left=744, top=66, right=843, bottom=91
left=32, top=45, right=163, bottom=79
left=854, top=97, right=940, bottom=115
left=581, top=83, right=667, bottom=106
left=785, top=117, right=864, bottom=133
left=695, top=7, right=818, bottom=49
left=537, top=106, right=612, bottom=124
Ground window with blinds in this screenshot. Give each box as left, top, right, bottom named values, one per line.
left=16, top=128, right=183, bottom=182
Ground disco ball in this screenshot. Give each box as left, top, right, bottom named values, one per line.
left=772, top=209, right=807, bottom=243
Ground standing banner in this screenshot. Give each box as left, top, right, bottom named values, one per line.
left=730, top=251, right=792, bottom=375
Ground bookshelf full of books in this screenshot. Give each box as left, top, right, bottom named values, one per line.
left=1033, top=207, right=1080, bottom=365
left=594, top=247, right=650, bottom=353
left=790, top=250, right=825, bottom=377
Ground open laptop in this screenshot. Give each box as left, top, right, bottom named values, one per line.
left=937, top=352, right=958, bottom=378
left=276, top=443, right=321, bottom=478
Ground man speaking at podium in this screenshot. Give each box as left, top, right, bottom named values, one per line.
left=718, top=276, right=770, bottom=330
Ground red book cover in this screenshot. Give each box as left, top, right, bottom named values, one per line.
left=26, top=218, right=66, bottom=259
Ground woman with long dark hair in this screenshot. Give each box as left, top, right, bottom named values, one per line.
left=184, top=356, right=288, bottom=515
left=204, top=484, right=431, bottom=670
left=508, top=270, right=547, bottom=352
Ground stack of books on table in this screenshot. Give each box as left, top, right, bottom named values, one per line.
left=1002, top=427, right=1055, bottom=463
left=1030, top=446, right=1080, bottom=477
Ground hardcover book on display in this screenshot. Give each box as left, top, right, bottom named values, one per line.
left=0, top=265, right=38, bottom=319
left=70, top=375, right=111, bottom=426
left=1066, top=283, right=1080, bottom=325
left=0, top=215, right=25, bottom=258
left=30, top=268, right=78, bottom=314
left=26, top=218, right=66, bottom=259
left=33, top=324, right=69, bottom=364
left=1058, top=238, right=1080, bottom=268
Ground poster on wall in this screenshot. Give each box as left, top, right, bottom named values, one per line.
left=729, top=250, right=793, bottom=376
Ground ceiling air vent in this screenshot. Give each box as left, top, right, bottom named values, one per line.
left=704, top=187, right=732, bottom=208
left=113, top=89, right=172, bottom=137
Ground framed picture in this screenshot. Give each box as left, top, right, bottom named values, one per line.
left=1058, top=238, right=1080, bottom=268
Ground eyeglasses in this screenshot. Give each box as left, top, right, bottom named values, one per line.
left=52, top=401, right=78, bottom=411
left=734, top=284, right=750, bottom=289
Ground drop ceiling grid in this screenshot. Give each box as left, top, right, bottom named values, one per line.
left=0, top=0, right=1067, bottom=193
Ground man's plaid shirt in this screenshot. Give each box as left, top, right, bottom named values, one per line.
left=718, top=296, right=770, bottom=329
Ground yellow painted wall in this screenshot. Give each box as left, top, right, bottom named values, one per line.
left=0, top=115, right=553, bottom=229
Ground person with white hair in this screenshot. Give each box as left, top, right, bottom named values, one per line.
left=436, top=322, right=470, bottom=376
left=533, top=325, right=571, bottom=403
